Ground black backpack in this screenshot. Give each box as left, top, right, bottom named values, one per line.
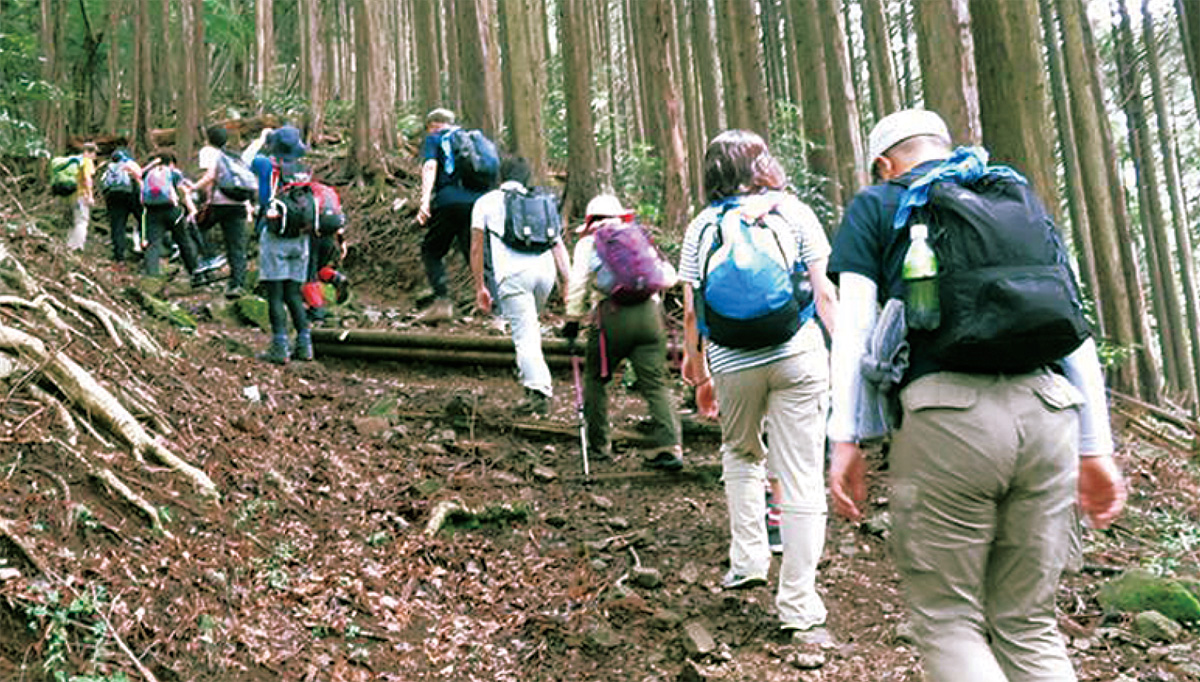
left=266, top=182, right=318, bottom=238
left=446, top=129, right=499, bottom=191
left=500, top=189, right=560, bottom=253
left=898, top=174, right=1090, bottom=373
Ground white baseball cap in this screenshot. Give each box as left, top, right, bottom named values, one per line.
left=579, top=194, right=633, bottom=233
left=867, top=109, right=951, bottom=170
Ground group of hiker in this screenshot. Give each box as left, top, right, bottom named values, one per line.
left=417, top=105, right=1127, bottom=681
left=51, top=123, right=350, bottom=365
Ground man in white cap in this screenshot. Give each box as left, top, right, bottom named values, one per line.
left=564, top=194, right=682, bottom=469
left=826, top=109, right=1125, bottom=681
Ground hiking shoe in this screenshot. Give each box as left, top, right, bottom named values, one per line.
left=768, top=523, right=783, bottom=555
left=416, top=298, right=453, bottom=323
left=195, top=254, right=225, bottom=274
left=785, top=624, right=835, bottom=647
left=257, top=343, right=290, bottom=365
left=515, top=389, right=550, bottom=416
left=721, top=570, right=768, bottom=590
left=225, top=284, right=245, bottom=300
left=292, top=339, right=314, bottom=362
left=643, top=444, right=683, bottom=471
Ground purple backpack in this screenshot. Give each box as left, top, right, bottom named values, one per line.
left=594, top=223, right=673, bottom=304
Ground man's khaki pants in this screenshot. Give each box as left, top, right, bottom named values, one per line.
left=891, top=370, right=1083, bottom=682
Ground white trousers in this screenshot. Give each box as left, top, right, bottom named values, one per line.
left=67, top=198, right=90, bottom=251
left=715, top=322, right=829, bottom=628
left=499, top=263, right=556, bottom=396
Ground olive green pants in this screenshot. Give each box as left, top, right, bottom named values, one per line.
left=583, top=299, right=680, bottom=456
left=891, top=370, right=1083, bottom=682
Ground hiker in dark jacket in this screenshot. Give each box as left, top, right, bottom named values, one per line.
left=415, top=108, right=487, bottom=323
left=827, top=108, right=1125, bottom=681
left=101, top=149, right=142, bottom=265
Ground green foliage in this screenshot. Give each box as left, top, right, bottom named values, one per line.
left=23, top=582, right=129, bottom=682
left=0, top=12, right=54, bottom=156
left=614, top=143, right=663, bottom=227
left=768, top=101, right=838, bottom=228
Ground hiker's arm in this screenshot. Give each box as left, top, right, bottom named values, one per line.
left=681, top=284, right=708, bottom=387
left=807, top=256, right=837, bottom=336
left=469, top=228, right=491, bottom=314
left=241, top=128, right=272, bottom=165
left=1061, top=337, right=1125, bottom=529
left=180, top=183, right=198, bottom=218
left=418, top=160, right=437, bottom=225
left=552, top=240, right=571, bottom=301
left=827, top=272, right=878, bottom=522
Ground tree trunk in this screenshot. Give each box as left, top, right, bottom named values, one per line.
left=1081, top=0, right=1160, bottom=400
left=352, top=0, right=397, bottom=178
left=970, top=0, right=1057, bottom=221
left=622, top=0, right=645, bottom=143
left=501, top=0, right=549, bottom=182
left=761, top=0, right=786, bottom=105
left=1115, top=0, right=1193, bottom=399
left=133, top=0, right=152, bottom=153
left=154, top=0, right=172, bottom=118
left=560, top=0, right=600, bottom=222
left=899, top=0, right=915, bottom=106
left=1038, top=0, right=1100, bottom=319
left=636, top=0, right=691, bottom=236
left=791, top=0, right=841, bottom=214
left=914, top=0, right=981, bottom=146
left=719, top=0, right=769, bottom=136
left=39, top=0, right=67, bottom=150
left=1178, top=0, right=1200, bottom=118
left=691, top=0, right=723, bottom=140
left=819, top=0, right=865, bottom=197
left=256, top=0, right=275, bottom=112
left=301, top=0, right=327, bottom=140
left=862, top=0, right=900, bottom=120
left=677, top=4, right=705, bottom=203
left=104, top=0, right=123, bottom=133
left=413, top=0, right=441, bottom=111
left=1147, top=0, right=1200, bottom=405
left=192, top=0, right=207, bottom=126
left=1057, top=0, right=1143, bottom=397
left=177, top=0, right=202, bottom=163
left=457, top=0, right=501, bottom=136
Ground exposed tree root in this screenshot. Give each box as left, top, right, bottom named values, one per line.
left=53, top=437, right=172, bottom=539
left=0, top=516, right=49, bottom=577
left=70, top=293, right=165, bottom=358
left=0, top=324, right=219, bottom=503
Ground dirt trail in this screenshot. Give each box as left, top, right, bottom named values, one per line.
left=0, top=176, right=1196, bottom=681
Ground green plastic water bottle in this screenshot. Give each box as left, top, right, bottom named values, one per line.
left=903, top=223, right=940, bottom=330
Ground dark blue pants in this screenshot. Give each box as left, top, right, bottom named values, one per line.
left=143, top=205, right=198, bottom=276
left=421, top=202, right=473, bottom=299
left=105, top=193, right=141, bottom=263
left=210, top=204, right=248, bottom=288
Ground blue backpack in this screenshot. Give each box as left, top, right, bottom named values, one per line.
left=696, top=202, right=814, bottom=349
left=441, top=128, right=499, bottom=191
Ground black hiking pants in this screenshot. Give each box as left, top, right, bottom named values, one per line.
left=421, top=202, right=474, bottom=299
left=209, top=204, right=249, bottom=289
left=105, top=192, right=141, bottom=263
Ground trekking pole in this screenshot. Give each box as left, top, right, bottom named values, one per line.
left=570, top=342, right=589, bottom=479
